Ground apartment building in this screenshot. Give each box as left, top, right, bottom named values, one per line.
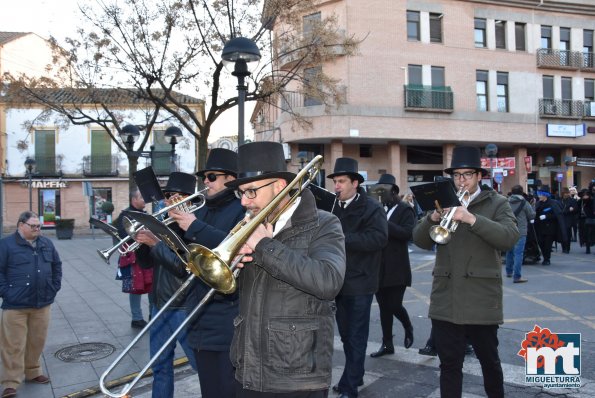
left=252, top=0, right=595, bottom=195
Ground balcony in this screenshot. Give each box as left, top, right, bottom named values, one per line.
left=34, top=155, right=62, bottom=177
left=404, top=85, right=454, bottom=112
left=583, top=52, right=595, bottom=72
left=536, top=48, right=582, bottom=70
left=82, top=155, right=119, bottom=176
left=584, top=101, right=595, bottom=118
left=538, top=98, right=583, bottom=119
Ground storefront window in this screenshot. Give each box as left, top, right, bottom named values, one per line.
left=39, top=189, right=61, bottom=226
left=92, top=188, right=113, bottom=222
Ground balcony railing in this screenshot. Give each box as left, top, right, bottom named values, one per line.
left=583, top=52, right=595, bottom=71
left=34, top=155, right=61, bottom=176
left=83, top=155, right=119, bottom=176
left=404, top=85, right=454, bottom=112
left=538, top=98, right=583, bottom=118
left=537, top=48, right=583, bottom=69
left=584, top=101, right=595, bottom=118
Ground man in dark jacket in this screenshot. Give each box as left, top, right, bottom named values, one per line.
left=413, top=146, right=519, bottom=398
left=560, top=187, right=578, bottom=253
left=229, top=142, right=346, bottom=397
left=328, top=157, right=388, bottom=398
left=505, top=185, right=535, bottom=283
left=534, top=185, right=567, bottom=265
left=136, top=148, right=244, bottom=398
left=369, top=174, right=416, bottom=358
left=0, top=211, right=62, bottom=398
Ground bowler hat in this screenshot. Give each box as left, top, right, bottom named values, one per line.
left=444, top=146, right=488, bottom=176
left=327, top=157, right=365, bottom=184
left=224, top=142, right=296, bottom=188
left=164, top=172, right=196, bottom=195
left=377, top=173, right=400, bottom=195
left=196, top=148, right=238, bottom=178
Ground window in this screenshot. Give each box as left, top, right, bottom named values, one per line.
left=431, top=66, right=445, bottom=87
left=407, top=11, right=420, bottom=41
left=542, top=75, right=555, bottom=115
left=304, top=66, right=323, bottom=106
left=39, top=189, right=61, bottom=227
left=474, top=18, right=486, bottom=48
left=429, top=13, right=443, bottom=43
left=476, top=70, right=489, bottom=111
left=560, top=27, right=571, bottom=65
left=303, top=12, right=321, bottom=37
left=92, top=188, right=113, bottom=222
left=586, top=79, right=595, bottom=101
left=496, top=72, right=508, bottom=112
left=35, top=129, right=56, bottom=174
left=90, top=130, right=111, bottom=174
left=584, top=29, right=593, bottom=67
left=495, top=20, right=506, bottom=49
left=561, top=76, right=572, bottom=115
left=408, top=64, right=422, bottom=85
left=152, top=130, right=171, bottom=175
left=541, top=25, right=552, bottom=49
left=360, top=144, right=372, bottom=158
left=515, top=23, right=526, bottom=51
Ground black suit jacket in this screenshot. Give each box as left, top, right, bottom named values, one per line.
left=379, top=200, right=416, bottom=288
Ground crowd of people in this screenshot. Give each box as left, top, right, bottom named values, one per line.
left=2, top=142, right=592, bottom=398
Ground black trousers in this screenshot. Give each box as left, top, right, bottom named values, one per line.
left=432, top=319, right=504, bottom=398
left=195, top=349, right=235, bottom=398
left=233, top=379, right=328, bottom=398
left=375, top=285, right=412, bottom=342
left=537, top=232, right=555, bottom=261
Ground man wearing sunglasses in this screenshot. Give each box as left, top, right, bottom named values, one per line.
left=136, top=148, right=244, bottom=398
left=413, top=146, right=519, bottom=398
left=0, top=212, right=62, bottom=398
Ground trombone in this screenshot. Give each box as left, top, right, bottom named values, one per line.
left=99, top=155, right=324, bottom=398
left=97, top=188, right=208, bottom=264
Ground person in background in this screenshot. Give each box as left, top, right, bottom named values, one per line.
left=413, top=146, right=519, bottom=398
left=578, top=189, right=595, bottom=254
left=114, top=189, right=152, bottom=328
left=329, top=157, right=388, bottom=398
left=229, top=141, right=346, bottom=397
left=560, top=187, right=578, bottom=253
left=505, top=185, right=535, bottom=283
left=368, top=174, right=416, bottom=358
left=534, top=186, right=566, bottom=264
left=0, top=212, right=62, bottom=398
left=569, top=186, right=580, bottom=242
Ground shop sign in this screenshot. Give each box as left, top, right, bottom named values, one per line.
left=481, top=157, right=516, bottom=169
left=546, top=124, right=586, bottom=137
left=23, top=180, right=69, bottom=189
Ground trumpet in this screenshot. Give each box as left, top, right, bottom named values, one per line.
left=99, top=156, right=324, bottom=398
left=429, top=188, right=469, bottom=245
left=97, top=188, right=208, bottom=264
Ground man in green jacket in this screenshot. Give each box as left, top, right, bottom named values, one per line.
left=413, top=146, right=519, bottom=398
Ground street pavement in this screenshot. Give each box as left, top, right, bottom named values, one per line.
left=1, top=231, right=595, bottom=398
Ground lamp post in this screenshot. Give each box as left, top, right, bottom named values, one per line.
left=221, top=37, right=262, bottom=147
left=24, top=157, right=36, bottom=211
left=164, top=126, right=183, bottom=173
left=485, top=143, right=498, bottom=190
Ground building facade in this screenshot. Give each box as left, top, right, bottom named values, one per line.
left=252, top=0, right=595, bottom=195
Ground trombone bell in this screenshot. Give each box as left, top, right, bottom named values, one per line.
left=186, top=244, right=236, bottom=294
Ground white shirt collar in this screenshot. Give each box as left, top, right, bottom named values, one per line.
left=273, top=197, right=301, bottom=237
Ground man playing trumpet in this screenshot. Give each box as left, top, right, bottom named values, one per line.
left=229, top=141, right=346, bottom=397
left=413, top=146, right=519, bottom=398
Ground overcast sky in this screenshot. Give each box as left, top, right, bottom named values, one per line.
left=0, top=0, right=251, bottom=144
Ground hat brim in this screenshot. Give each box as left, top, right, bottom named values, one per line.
left=196, top=168, right=238, bottom=178
left=327, top=172, right=365, bottom=184
left=444, top=167, right=488, bottom=177
left=224, top=171, right=296, bottom=189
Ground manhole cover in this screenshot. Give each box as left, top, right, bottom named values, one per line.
left=55, top=342, right=116, bottom=362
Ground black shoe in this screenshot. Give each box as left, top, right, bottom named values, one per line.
left=370, top=342, right=394, bottom=358
left=513, top=278, right=528, bottom=283
left=131, top=319, right=148, bottom=329
left=541, top=260, right=550, bottom=266
left=418, top=344, right=437, bottom=356
left=332, top=381, right=363, bottom=393
left=404, top=326, right=414, bottom=349
left=465, top=344, right=474, bottom=356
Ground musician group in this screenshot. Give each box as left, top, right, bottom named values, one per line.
left=100, top=143, right=518, bottom=398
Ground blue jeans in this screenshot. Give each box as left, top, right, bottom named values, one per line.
left=505, top=235, right=527, bottom=280
left=129, top=293, right=144, bottom=321
left=150, top=307, right=197, bottom=398
left=335, top=294, right=374, bottom=398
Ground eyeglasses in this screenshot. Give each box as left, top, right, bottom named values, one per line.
left=452, top=171, right=477, bottom=180
left=235, top=180, right=278, bottom=199
left=23, top=222, right=41, bottom=230
left=204, top=173, right=227, bottom=182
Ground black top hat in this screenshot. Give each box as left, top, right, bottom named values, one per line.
left=196, top=148, right=238, bottom=178
left=224, top=142, right=296, bottom=189
left=327, top=157, right=365, bottom=184
left=377, top=173, right=400, bottom=195
left=444, top=146, right=488, bottom=176
left=164, top=172, right=196, bottom=195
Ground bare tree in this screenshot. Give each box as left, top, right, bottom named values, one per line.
left=4, top=0, right=359, bottom=170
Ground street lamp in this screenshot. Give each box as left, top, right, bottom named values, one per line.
left=24, top=157, right=36, bottom=211
left=164, top=126, right=183, bottom=173
left=485, top=143, right=498, bottom=189
left=221, top=37, right=262, bottom=147
left=120, top=124, right=140, bottom=151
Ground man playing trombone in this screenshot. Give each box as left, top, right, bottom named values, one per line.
left=412, top=146, right=519, bottom=398
left=228, top=142, right=346, bottom=397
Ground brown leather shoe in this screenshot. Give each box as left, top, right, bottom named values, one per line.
left=30, top=375, right=50, bottom=384
left=2, top=388, right=17, bottom=398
